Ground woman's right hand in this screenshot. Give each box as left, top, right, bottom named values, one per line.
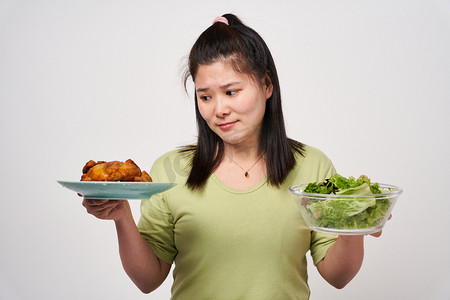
left=82, top=198, right=131, bottom=221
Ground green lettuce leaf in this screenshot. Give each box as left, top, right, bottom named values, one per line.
left=302, top=174, right=390, bottom=230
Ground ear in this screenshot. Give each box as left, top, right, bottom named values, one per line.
left=263, top=74, right=273, bottom=100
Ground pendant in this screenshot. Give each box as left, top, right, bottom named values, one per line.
left=245, top=172, right=249, bottom=178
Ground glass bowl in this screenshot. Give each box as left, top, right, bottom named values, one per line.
left=289, top=183, right=402, bottom=235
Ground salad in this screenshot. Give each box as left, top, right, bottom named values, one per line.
left=300, top=174, right=392, bottom=230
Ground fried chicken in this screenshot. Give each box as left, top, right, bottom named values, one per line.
left=80, top=159, right=152, bottom=182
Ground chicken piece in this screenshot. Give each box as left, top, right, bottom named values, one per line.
left=135, top=170, right=152, bottom=182
left=80, top=159, right=152, bottom=182
left=82, top=160, right=104, bottom=174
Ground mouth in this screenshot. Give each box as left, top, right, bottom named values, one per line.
left=218, top=121, right=237, bottom=130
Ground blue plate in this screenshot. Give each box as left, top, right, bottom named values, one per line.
left=57, top=181, right=176, bottom=200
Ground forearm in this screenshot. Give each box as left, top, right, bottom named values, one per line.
left=316, top=235, right=364, bottom=289
left=115, top=216, right=170, bottom=293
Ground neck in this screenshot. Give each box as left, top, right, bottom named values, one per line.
left=215, top=148, right=266, bottom=187
left=223, top=148, right=265, bottom=179
left=223, top=143, right=261, bottom=162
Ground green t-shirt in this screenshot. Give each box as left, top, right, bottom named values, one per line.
left=138, top=145, right=337, bottom=299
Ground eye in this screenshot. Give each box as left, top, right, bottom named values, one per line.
left=199, top=95, right=211, bottom=101
left=226, top=90, right=238, bottom=96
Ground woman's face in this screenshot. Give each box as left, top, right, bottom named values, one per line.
left=195, top=61, right=273, bottom=148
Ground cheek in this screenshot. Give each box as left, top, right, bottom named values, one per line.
left=197, top=102, right=211, bottom=122
left=241, top=97, right=266, bottom=120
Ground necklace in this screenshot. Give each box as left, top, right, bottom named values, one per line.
left=225, top=153, right=265, bottom=178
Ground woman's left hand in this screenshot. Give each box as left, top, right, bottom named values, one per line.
left=369, top=214, right=392, bottom=237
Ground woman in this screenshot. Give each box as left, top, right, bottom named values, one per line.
left=83, top=14, right=373, bottom=299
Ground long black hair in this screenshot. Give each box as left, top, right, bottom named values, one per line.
left=182, top=13, right=304, bottom=189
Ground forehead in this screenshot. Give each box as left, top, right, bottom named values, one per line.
left=194, top=60, right=257, bottom=87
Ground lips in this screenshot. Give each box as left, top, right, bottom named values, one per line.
left=218, top=121, right=237, bottom=130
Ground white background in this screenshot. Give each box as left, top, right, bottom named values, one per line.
left=1, top=1, right=449, bottom=299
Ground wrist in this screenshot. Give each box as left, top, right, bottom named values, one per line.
left=114, top=210, right=135, bottom=227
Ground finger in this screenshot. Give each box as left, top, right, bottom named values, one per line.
left=92, top=201, right=125, bottom=219
left=370, top=230, right=383, bottom=237
left=97, top=200, right=124, bottom=211
left=83, top=199, right=111, bottom=213
left=369, top=215, right=392, bottom=237
left=87, top=200, right=123, bottom=213
left=83, top=198, right=109, bottom=207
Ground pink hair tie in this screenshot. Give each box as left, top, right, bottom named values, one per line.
left=212, top=16, right=229, bottom=25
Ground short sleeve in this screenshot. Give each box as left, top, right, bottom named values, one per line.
left=305, top=146, right=338, bottom=265
left=324, top=162, right=336, bottom=180
left=136, top=151, right=182, bottom=264
left=310, top=231, right=337, bottom=265
left=137, top=193, right=177, bottom=264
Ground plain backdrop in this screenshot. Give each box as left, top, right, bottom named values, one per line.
left=1, top=1, right=449, bottom=299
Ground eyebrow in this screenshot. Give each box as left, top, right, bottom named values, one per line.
left=196, top=81, right=241, bottom=93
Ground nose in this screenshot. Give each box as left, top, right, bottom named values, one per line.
left=215, top=97, right=231, bottom=118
